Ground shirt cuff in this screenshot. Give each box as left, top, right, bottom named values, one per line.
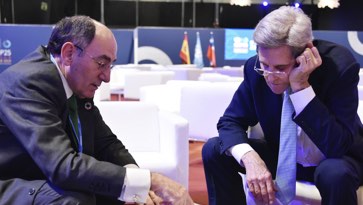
left=290, top=86, right=315, bottom=115
left=229, top=143, right=254, bottom=166
left=119, top=167, right=151, bottom=203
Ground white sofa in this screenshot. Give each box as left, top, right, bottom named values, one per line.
left=109, top=66, right=140, bottom=96
left=95, top=101, right=189, bottom=188
left=140, top=81, right=241, bottom=141
left=94, top=82, right=111, bottom=102
left=123, top=71, right=175, bottom=100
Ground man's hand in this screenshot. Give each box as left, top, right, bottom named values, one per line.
left=139, top=191, right=163, bottom=205
left=241, top=150, right=277, bottom=205
left=289, top=43, right=322, bottom=93
left=150, top=172, right=194, bottom=205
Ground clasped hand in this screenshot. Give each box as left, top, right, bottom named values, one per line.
left=242, top=150, right=277, bottom=205
left=289, top=43, right=322, bottom=93
left=140, top=173, right=194, bottom=205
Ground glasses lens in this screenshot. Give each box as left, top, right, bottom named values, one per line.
left=255, top=68, right=265, bottom=76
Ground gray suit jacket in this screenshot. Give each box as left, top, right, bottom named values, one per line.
left=0, top=46, right=136, bottom=202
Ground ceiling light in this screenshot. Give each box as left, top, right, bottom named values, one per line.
left=317, top=0, right=340, bottom=9
left=230, top=0, right=251, bottom=7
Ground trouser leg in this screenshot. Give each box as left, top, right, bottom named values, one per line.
left=0, top=178, right=44, bottom=205
left=0, top=178, right=97, bottom=205
left=202, top=137, right=246, bottom=205
left=34, top=181, right=96, bottom=205
left=314, top=156, right=363, bottom=205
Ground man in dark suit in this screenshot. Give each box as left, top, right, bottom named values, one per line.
left=0, top=16, right=193, bottom=205
left=202, top=6, right=363, bottom=205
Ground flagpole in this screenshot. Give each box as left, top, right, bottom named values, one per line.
left=181, top=0, right=185, bottom=27
left=192, top=0, right=196, bottom=27
left=136, top=0, right=139, bottom=26
left=100, top=0, right=105, bottom=24
left=214, top=1, right=219, bottom=27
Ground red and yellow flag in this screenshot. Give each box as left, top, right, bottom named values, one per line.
left=206, top=32, right=216, bottom=67
left=180, top=32, right=191, bottom=64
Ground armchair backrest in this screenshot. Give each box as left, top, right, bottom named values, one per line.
left=96, top=101, right=160, bottom=152
left=180, top=82, right=240, bottom=140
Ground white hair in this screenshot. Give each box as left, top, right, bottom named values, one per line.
left=253, top=6, right=313, bottom=57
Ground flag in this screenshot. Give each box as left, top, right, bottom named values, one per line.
left=206, top=32, right=216, bottom=67
left=193, top=32, right=204, bottom=68
left=180, top=32, right=191, bottom=64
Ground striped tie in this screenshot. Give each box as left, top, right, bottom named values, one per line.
left=275, top=90, right=297, bottom=204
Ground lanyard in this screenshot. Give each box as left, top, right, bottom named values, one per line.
left=68, top=115, right=83, bottom=153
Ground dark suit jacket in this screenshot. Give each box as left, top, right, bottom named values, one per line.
left=218, top=40, right=363, bottom=176
left=0, top=46, right=136, bottom=199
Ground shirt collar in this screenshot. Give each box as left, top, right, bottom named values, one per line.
left=50, top=54, right=73, bottom=99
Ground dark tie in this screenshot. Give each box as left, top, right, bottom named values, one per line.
left=67, top=95, right=80, bottom=149
left=275, top=90, right=297, bottom=204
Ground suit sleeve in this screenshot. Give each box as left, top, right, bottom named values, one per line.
left=0, top=66, right=127, bottom=198
left=217, top=57, right=260, bottom=154
left=294, top=49, right=361, bottom=158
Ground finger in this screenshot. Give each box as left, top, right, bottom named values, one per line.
left=311, top=46, right=322, bottom=66
left=265, top=180, right=276, bottom=204
left=302, top=50, right=312, bottom=63
left=310, top=46, right=319, bottom=58
left=149, top=191, right=163, bottom=205
left=248, top=182, right=255, bottom=194
left=253, top=182, right=262, bottom=200
left=296, top=55, right=306, bottom=66
left=145, top=195, right=155, bottom=205
left=259, top=181, right=269, bottom=204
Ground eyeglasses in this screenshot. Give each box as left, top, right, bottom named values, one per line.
left=253, top=56, right=287, bottom=78
left=74, top=45, right=114, bottom=71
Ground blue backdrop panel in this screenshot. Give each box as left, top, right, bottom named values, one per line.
left=0, top=25, right=133, bottom=73
left=224, top=29, right=256, bottom=60
left=313, top=31, right=363, bottom=67
left=112, top=29, right=134, bottom=65
left=0, top=24, right=52, bottom=72
left=136, top=27, right=225, bottom=67
left=1, top=24, right=363, bottom=73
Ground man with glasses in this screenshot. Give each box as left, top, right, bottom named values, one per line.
left=0, top=16, right=193, bottom=205
left=203, top=6, right=363, bottom=205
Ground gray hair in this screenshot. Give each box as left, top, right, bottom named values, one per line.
left=253, top=6, right=313, bottom=57
left=47, top=15, right=96, bottom=55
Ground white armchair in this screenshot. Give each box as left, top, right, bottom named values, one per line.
left=95, top=101, right=189, bottom=188
left=179, top=82, right=240, bottom=141
left=123, top=71, right=175, bottom=100
left=140, top=81, right=241, bottom=141
left=140, top=80, right=212, bottom=113
left=358, top=85, right=363, bottom=100
left=198, top=73, right=231, bottom=82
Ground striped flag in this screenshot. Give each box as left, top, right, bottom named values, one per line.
left=180, top=32, right=191, bottom=64
left=193, top=32, right=204, bottom=68
left=206, top=32, right=216, bottom=67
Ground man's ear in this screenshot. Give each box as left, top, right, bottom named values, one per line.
left=60, top=42, right=77, bottom=66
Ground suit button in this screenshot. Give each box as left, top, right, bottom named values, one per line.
left=28, top=188, right=36, bottom=195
